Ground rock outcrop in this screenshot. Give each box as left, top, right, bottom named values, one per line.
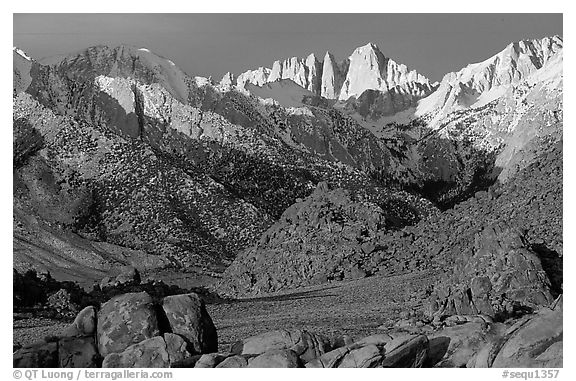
left=217, top=182, right=389, bottom=296
left=339, top=43, right=433, bottom=101
left=267, top=54, right=322, bottom=94
left=97, top=292, right=160, bottom=356
left=13, top=290, right=562, bottom=368
left=161, top=293, right=218, bottom=354
left=62, top=306, right=97, bottom=337
left=102, top=334, right=191, bottom=368
left=321, top=52, right=348, bottom=99
left=14, top=290, right=217, bottom=368
left=428, top=224, right=554, bottom=320
left=471, top=296, right=563, bottom=368
left=230, top=329, right=331, bottom=363
left=247, top=349, right=302, bottom=368
left=14, top=341, right=59, bottom=368
left=58, top=337, right=100, bottom=368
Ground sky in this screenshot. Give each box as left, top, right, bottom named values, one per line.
left=13, top=14, right=562, bottom=82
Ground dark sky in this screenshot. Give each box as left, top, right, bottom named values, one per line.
left=13, top=14, right=562, bottom=82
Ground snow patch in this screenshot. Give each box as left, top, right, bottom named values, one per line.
left=13, top=47, right=32, bottom=61
left=471, top=86, right=509, bottom=109
left=194, top=76, right=212, bottom=87
left=93, top=75, right=136, bottom=114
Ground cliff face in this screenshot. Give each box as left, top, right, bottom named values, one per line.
left=415, top=36, right=563, bottom=120
left=231, top=42, right=436, bottom=116
left=320, top=51, right=348, bottom=99
left=338, top=43, right=433, bottom=101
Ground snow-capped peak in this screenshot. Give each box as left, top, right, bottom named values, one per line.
left=415, top=35, right=563, bottom=119
left=338, top=42, right=433, bottom=101
left=234, top=41, right=434, bottom=106
left=354, top=42, right=380, bottom=54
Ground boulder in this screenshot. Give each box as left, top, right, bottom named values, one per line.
left=330, top=334, right=355, bottom=349
left=99, top=277, right=113, bottom=290
left=216, top=355, right=249, bottom=368
left=492, top=307, right=562, bottom=367
left=353, top=333, right=395, bottom=348
left=115, top=266, right=141, bottom=286
left=170, top=355, right=203, bottom=368
left=337, top=344, right=384, bottom=368
left=346, top=266, right=367, bottom=280
left=380, top=334, right=429, bottom=367
left=163, top=333, right=193, bottom=364
left=97, top=292, right=160, bottom=356
left=194, top=353, right=229, bottom=368
left=102, top=334, right=191, bottom=368
left=472, top=300, right=563, bottom=368
left=62, top=305, right=97, bottom=337
left=161, top=293, right=218, bottom=354
left=305, top=334, right=396, bottom=368
left=231, top=329, right=330, bottom=362
left=103, top=336, right=168, bottom=368
left=100, top=266, right=141, bottom=289
left=306, top=344, right=385, bottom=368
left=306, top=347, right=349, bottom=368
left=533, top=341, right=562, bottom=368
left=247, top=349, right=302, bottom=368
left=58, top=337, right=100, bottom=368
left=426, top=322, right=505, bottom=367
left=13, top=341, right=58, bottom=368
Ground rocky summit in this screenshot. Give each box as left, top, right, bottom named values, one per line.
left=13, top=22, right=562, bottom=369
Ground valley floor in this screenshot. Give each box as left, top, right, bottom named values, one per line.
left=209, top=269, right=441, bottom=351
left=14, top=269, right=443, bottom=352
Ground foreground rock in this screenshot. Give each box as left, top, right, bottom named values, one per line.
left=102, top=334, right=190, bottom=368
left=231, top=329, right=331, bottom=362
left=472, top=297, right=563, bottom=368
left=306, top=344, right=384, bottom=368
left=247, top=349, right=302, bottom=368
left=426, top=322, right=505, bottom=367
left=97, top=292, right=160, bottom=356
left=216, top=355, right=249, bottom=368
left=13, top=341, right=59, bottom=368
left=193, top=353, right=228, bottom=368
left=63, top=306, right=97, bottom=337
left=13, top=289, right=562, bottom=368
left=162, top=293, right=218, bottom=354
left=380, top=334, right=429, bottom=367
left=58, top=337, right=100, bottom=368
left=305, top=333, right=428, bottom=368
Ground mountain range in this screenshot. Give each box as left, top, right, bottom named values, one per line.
left=13, top=35, right=562, bottom=301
